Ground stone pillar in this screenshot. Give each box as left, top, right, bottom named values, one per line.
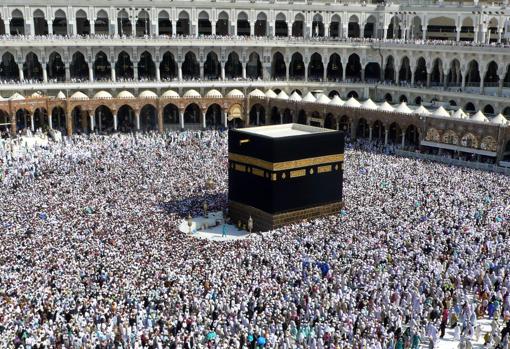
left=384, top=129, right=389, bottom=145
left=4, top=19, right=10, bottom=35
left=172, top=21, right=177, bottom=37
left=18, top=63, right=24, bottom=81
left=133, top=65, right=139, bottom=81
left=113, top=112, right=118, bottom=131
left=473, top=30, right=479, bottom=43
left=135, top=111, right=140, bottom=130
left=221, top=63, right=225, bottom=80
left=383, top=28, right=388, bottom=39
left=30, top=113, right=35, bottom=132
left=42, top=64, right=48, bottom=82
left=178, top=62, right=183, bottom=81
left=89, top=65, right=94, bottom=82
left=498, top=79, right=503, bottom=96
left=156, top=63, right=161, bottom=81
left=304, top=63, right=309, bottom=82
left=461, top=74, right=466, bottom=89
left=401, top=132, right=405, bottom=147
left=65, top=62, right=70, bottom=81
left=361, top=68, right=365, bottom=83
left=422, top=28, right=427, bottom=40
left=426, top=73, right=431, bottom=87
left=10, top=112, right=16, bottom=135
left=456, top=27, right=461, bottom=41
left=200, top=61, right=205, bottom=79
left=48, top=114, right=53, bottom=129
left=202, top=110, right=207, bottom=129
left=480, top=74, right=485, bottom=94
left=342, top=67, right=346, bottom=81
left=242, top=63, right=246, bottom=79
left=369, top=126, right=373, bottom=141
left=179, top=109, right=184, bottom=129
left=286, top=63, right=290, bottom=81
left=250, top=22, right=254, bottom=36
left=411, top=69, right=415, bottom=86
left=223, top=109, right=228, bottom=128
left=111, top=64, right=116, bottom=82
left=89, top=113, right=95, bottom=131
left=158, top=108, right=164, bottom=133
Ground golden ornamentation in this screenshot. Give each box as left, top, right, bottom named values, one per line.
left=290, top=169, right=306, bottom=178
left=228, top=153, right=344, bottom=171
left=317, top=165, right=332, bottom=173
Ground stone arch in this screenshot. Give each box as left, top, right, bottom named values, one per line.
left=414, top=96, right=422, bottom=105
left=384, top=93, right=393, bottom=102
left=347, top=90, right=359, bottom=98
left=282, top=109, right=293, bottom=124
left=503, top=106, right=510, bottom=117
left=399, top=56, right=411, bottom=83
left=93, top=51, right=111, bottom=81
left=162, top=103, right=179, bottom=129
left=249, top=104, right=266, bottom=125
left=136, top=10, right=150, bottom=37
left=184, top=103, right=201, bottom=124
left=430, top=58, right=443, bottom=86
left=206, top=103, right=223, bottom=128
left=384, top=56, right=395, bottom=82
left=330, top=14, right=341, bottom=38
left=483, top=104, right=495, bottom=115
left=204, top=51, right=221, bottom=80
left=33, top=107, right=49, bottom=131
left=255, top=12, right=267, bottom=36
left=71, top=105, right=91, bottom=134
left=23, top=52, right=43, bottom=81
left=442, top=130, right=459, bottom=145
left=414, top=57, right=427, bottom=86
left=339, top=115, right=350, bottom=133
left=405, top=125, right=420, bottom=146
left=94, top=105, right=114, bottom=133
left=465, top=102, right=476, bottom=113
left=297, top=110, right=306, bottom=125
left=115, top=51, right=134, bottom=80
left=312, top=14, right=324, bottom=37
left=52, top=9, right=67, bottom=36
left=117, top=9, right=132, bottom=36
left=328, top=90, right=340, bottom=98
left=33, top=9, right=48, bottom=36
left=182, top=52, right=199, bottom=80
left=308, top=52, right=324, bottom=81
left=327, top=53, right=343, bottom=81
left=480, top=136, right=497, bottom=151
left=447, top=59, right=462, bottom=87
left=289, top=52, right=305, bottom=80
left=16, top=108, right=31, bottom=131
left=373, top=120, right=386, bottom=141
left=198, top=11, right=212, bottom=36
left=76, top=9, right=90, bottom=35
left=140, top=104, right=157, bottom=131
left=216, top=11, right=229, bottom=36
left=461, top=17, right=475, bottom=41
left=47, top=51, right=65, bottom=81
left=160, top=52, right=177, bottom=80
left=388, top=15, right=401, bottom=39
left=0, top=52, right=19, bottom=81
left=365, top=62, right=381, bottom=82
left=225, top=52, right=242, bottom=79
left=465, top=60, right=480, bottom=86
left=275, top=13, right=288, bottom=37
left=410, top=16, right=422, bottom=40
left=399, top=95, right=408, bottom=103
left=158, top=10, right=172, bottom=36
left=324, top=113, right=336, bottom=130
left=117, top=105, right=136, bottom=132
left=487, top=17, right=499, bottom=43
left=364, top=15, right=376, bottom=38
left=237, top=11, right=250, bottom=36
left=177, top=10, right=190, bottom=36
left=356, top=118, right=369, bottom=138
left=348, top=15, right=360, bottom=38
left=246, top=52, right=262, bottom=79
left=426, top=16, right=456, bottom=40
left=70, top=51, right=89, bottom=80
left=426, top=128, right=440, bottom=142
left=95, top=10, right=109, bottom=35
left=345, top=53, right=361, bottom=81
left=271, top=52, right=286, bottom=80
left=292, top=13, right=305, bottom=37
left=138, top=51, right=156, bottom=80
left=51, top=106, right=66, bottom=131
left=388, top=122, right=402, bottom=144
left=484, top=61, right=499, bottom=85
left=10, top=9, right=25, bottom=35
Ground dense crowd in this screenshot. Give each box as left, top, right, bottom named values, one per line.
left=0, top=131, right=509, bottom=348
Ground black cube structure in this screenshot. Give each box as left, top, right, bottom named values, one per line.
left=228, top=124, right=344, bottom=231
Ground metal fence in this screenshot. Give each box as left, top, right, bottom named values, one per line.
left=395, top=149, right=510, bottom=175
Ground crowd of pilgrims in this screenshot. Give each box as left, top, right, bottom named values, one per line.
left=0, top=130, right=509, bottom=349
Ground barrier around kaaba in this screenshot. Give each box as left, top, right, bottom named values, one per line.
left=228, top=124, right=345, bottom=231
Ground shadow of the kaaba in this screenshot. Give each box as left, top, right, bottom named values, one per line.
left=158, top=192, right=228, bottom=218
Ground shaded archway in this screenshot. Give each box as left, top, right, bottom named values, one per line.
left=33, top=108, right=48, bottom=131
left=198, top=11, right=212, bottom=36
left=324, top=114, right=335, bottom=130
left=384, top=56, right=395, bottom=82
left=16, top=109, right=31, bottom=131
left=71, top=106, right=90, bottom=134
left=465, top=102, right=476, bottom=113
left=255, top=13, right=267, bottom=37
left=292, top=13, right=305, bottom=37
left=427, top=16, right=456, bottom=41
left=388, top=122, right=402, bottom=144
left=364, top=16, right=376, bottom=38
left=483, top=104, right=495, bottom=116
left=136, top=10, right=150, bottom=37
left=76, top=10, right=90, bottom=35
left=339, top=115, right=350, bottom=133
left=23, top=52, right=43, bottom=81
left=160, top=52, right=177, bottom=80
left=249, top=104, right=266, bottom=125
left=297, top=110, right=306, bottom=125
left=117, top=105, right=136, bottom=132
left=0, top=52, right=19, bottom=81
left=365, top=63, right=381, bottom=82
left=373, top=120, right=385, bottom=141
left=484, top=61, right=499, bottom=86
left=117, top=10, right=132, bottom=36
left=206, top=104, right=223, bottom=128
left=275, top=13, right=288, bottom=37
left=387, top=16, right=401, bottom=39
left=330, top=15, right=341, bottom=38
left=347, top=91, right=359, bottom=99
left=216, top=11, right=229, bottom=36
left=94, top=105, right=114, bottom=133
left=93, top=51, right=111, bottom=81
left=158, top=11, right=172, bottom=36
left=10, top=10, right=25, bottom=35
left=246, top=52, right=262, bottom=80
left=327, top=54, right=343, bottom=81
left=182, top=52, right=199, bottom=80
left=140, top=104, right=157, bottom=131
left=204, top=52, right=221, bottom=80
left=447, top=59, right=462, bottom=87
left=430, top=58, right=443, bottom=86
left=138, top=51, right=156, bottom=80
left=356, top=118, right=369, bottom=138
left=328, top=90, right=339, bottom=98
left=177, top=11, right=190, bottom=36
left=399, top=57, right=411, bottom=83
left=312, top=14, right=324, bottom=37
left=384, top=93, right=393, bottom=102
left=289, top=53, right=305, bottom=80
left=225, top=52, right=242, bottom=79
left=115, top=51, right=134, bottom=80
left=184, top=103, right=201, bottom=124
left=47, top=52, right=65, bottom=81
left=51, top=107, right=66, bottom=131
left=33, top=10, right=48, bottom=36
left=348, top=15, right=360, bottom=38
left=399, top=95, right=408, bottom=103
left=270, top=107, right=281, bottom=124
left=163, top=103, right=179, bottom=130
left=237, top=12, right=250, bottom=36
left=52, top=10, right=67, bottom=36
left=271, top=52, right=286, bottom=80
left=282, top=109, right=293, bottom=124
left=308, top=53, right=324, bottom=81
left=465, top=60, right=480, bottom=86
left=414, top=57, right=427, bottom=86
left=405, top=125, right=420, bottom=146
left=95, top=10, right=109, bottom=35
left=345, top=54, right=361, bottom=81
left=70, top=51, right=89, bottom=81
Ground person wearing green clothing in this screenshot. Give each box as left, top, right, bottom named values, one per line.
left=395, top=336, right=404, bottom=349
left=411, top=332, right=421, bottom=349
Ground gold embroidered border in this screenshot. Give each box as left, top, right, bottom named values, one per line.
left=317, top=165, right=332, bottom=174
left=234, top=164, right=246, bottom=172
left=252, top=168, right=265, bottom=177
left=290, top=169, right=306, bottom=178
left=228, top=153, right=344, bottom=171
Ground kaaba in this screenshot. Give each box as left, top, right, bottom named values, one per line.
left=228, top=123, right=344, bottom=231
